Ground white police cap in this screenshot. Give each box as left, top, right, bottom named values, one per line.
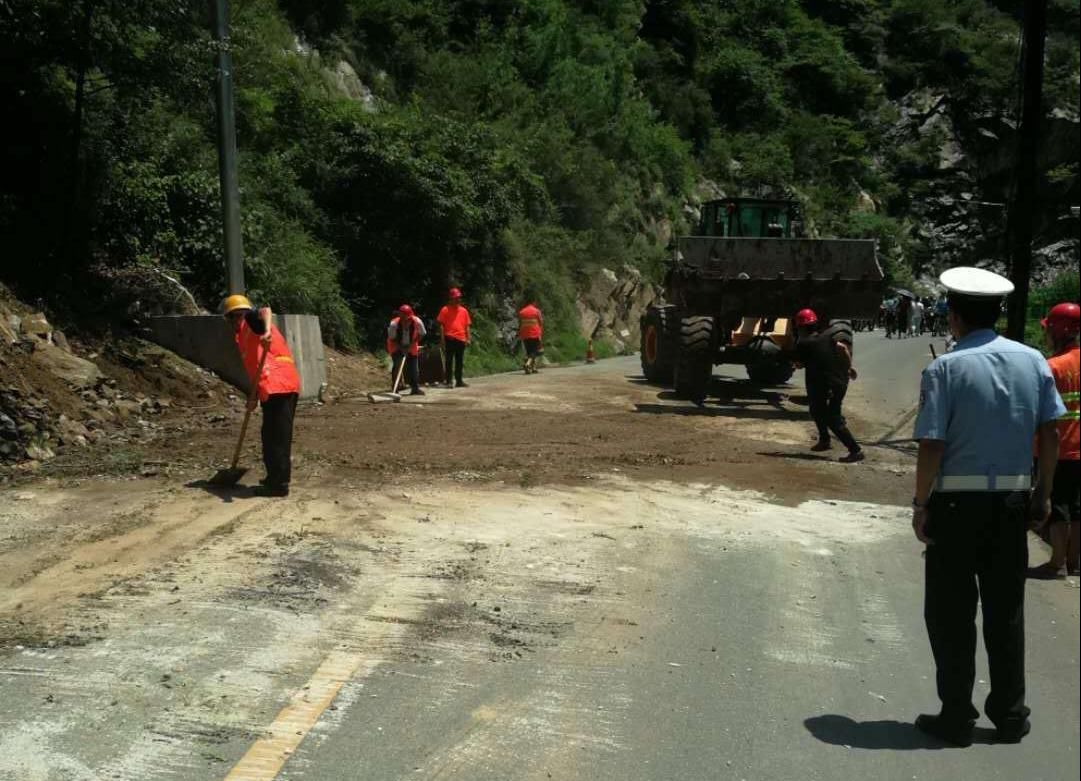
left=939, top=266, right=1014, bottom=298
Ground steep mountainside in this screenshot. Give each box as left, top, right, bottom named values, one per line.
left=2, top=0, right=1078, bottom=358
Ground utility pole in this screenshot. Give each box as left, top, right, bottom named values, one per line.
left=1005, top=0, right=1047, bottom=341
left=211, top=0, right=245, bottom=295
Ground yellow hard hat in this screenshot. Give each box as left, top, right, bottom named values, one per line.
left=221, top=294, right=253, bottom=316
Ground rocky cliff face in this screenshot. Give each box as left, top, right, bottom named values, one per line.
left=891, top=88, right=1080, bottom=281
left=575, top=266, right=661, bottom=354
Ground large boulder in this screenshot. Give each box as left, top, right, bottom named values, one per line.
left=582, top=268, right=621, bottom=310
left=855, top=190, right=877, bottom=214
left=575, top=299, right=602, bottom=340
left=330, top=61, right=378, bottom=112
left=30, top=343, right=102, bottom=388
left=0, top=314, right=18, bottom=345
left=20, top=312, right=52, bottom=341
left=575, top=265, right=661, bottom=353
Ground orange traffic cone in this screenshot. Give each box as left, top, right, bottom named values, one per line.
left=586, top=339, right=596, bottom=364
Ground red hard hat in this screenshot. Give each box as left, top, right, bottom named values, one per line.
left=1042, top=302, right=1080, bottom=338
left=795, top=308, right=818, bottom=327
left=449, top=287, right=462, bottom=300
left=399, top=304, right=413, bottom=317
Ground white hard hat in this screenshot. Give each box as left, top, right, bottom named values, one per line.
left=939, top=267, right=1014, bottom=298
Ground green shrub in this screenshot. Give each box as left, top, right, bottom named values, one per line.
left=1025, top=271, right=1081, bottom=352
left=245, top=218, right=358, bottom=348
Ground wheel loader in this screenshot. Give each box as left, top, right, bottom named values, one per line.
left=640, top=197, right=884, bottom=400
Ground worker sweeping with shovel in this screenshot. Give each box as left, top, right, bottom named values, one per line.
left=213, top=294, right=300, bottom=497
left=387, top=304, right=427, bottom=396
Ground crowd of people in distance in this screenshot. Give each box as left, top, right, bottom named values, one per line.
left=878, top=294, right=949, bottom=339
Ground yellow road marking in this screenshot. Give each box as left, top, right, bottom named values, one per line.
left=223, top=650, right=379, bottom=781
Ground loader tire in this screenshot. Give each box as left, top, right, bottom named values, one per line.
left=821, top=320, right=854, bottom=349
left=746, top=356, right=795, bottom=385
left=640, top=306, right=677, bottom=384
left=674, top=316, right=715, bottom=401
left=745, top=337, right=795, bottom=386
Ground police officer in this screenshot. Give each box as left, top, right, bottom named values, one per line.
left=911, top=267, right=1065, bottom=746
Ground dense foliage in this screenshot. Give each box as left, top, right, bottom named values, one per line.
left=2, top=0, right=1078, bottom=352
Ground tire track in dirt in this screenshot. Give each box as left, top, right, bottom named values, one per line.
left=0, top=489, right=275, bottom=646
left=0, top=492, right=436, bottom=781
left=1, top=476, right=912, bottom=781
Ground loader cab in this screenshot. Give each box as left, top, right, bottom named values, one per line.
left=698, top=198, right=802, bottom=239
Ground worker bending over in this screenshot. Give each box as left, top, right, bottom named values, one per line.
left=387, top=305, right=426, bottom=396
left=222, top=294, right=301, bottom=497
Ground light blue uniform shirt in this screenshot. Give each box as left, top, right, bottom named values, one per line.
left=913, top=329, right=1065, bottom=480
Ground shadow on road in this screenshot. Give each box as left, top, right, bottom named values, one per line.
left=804, top=715, right=996, bottom=749
left=710, top=377, right=792, bottom=403
left=759, top=450, right=832, bottom=462
left=635, top=402, right=806, bottom=420
left=865, top=437, right=919, bottom=458
left=633, top=377, right=803, bottom=419
left=184, top=479, right=258, bottom=504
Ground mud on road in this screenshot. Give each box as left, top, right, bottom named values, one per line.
left=0, top=355, right=934, bottom=780
left=2, top=356, right=917, bottom=651
left=36, top=356, right=914, bottom=502
left=0, top=474, right=919, bottom=781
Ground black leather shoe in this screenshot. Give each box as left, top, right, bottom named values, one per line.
left=915, top=714, right=974, bottom=747
left=994, top=720, right=1031, bottom=744
left=839, top=449, right=865, bottom=463
left=456, top=381, right=468, bottom=388
left=811, top=440, right=831, bottom=452
left=253, top=484, right=289, bottom=498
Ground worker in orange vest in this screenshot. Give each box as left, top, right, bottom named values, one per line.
left=387, top=304, right=427, bottom=396
left=437, top=287, right=472, bottom=388
left=518, top=302, right=544, bottom=374
left=1031, top=302, right=1080, bottom=578
left=222, top=294, right=301, bottom=497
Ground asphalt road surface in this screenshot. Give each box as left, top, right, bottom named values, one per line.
left=1, top=331, right=1077, bottom=781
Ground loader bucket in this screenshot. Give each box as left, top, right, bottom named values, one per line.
left=672, top=237, right=884, bottom=320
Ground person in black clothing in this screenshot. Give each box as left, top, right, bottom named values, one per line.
left=897, top=295, right=912, bottom=339
left=793, top=308, right=864, bottom=463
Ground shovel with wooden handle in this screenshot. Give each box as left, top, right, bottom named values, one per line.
left=208, top=345, right=270, bottom=487
left=367, top=352, right=408, bottom=403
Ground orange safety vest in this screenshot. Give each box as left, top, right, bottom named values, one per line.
left=518, top=304, right=543, bottom=340
left=1048, top=345, right=1080, bottom=460
left=236, top=320, right=301, bottom=402
left=386, top=316, right=422, bottom=357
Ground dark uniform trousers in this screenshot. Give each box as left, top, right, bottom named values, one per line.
left=924, top=491, right=1030, bottom=729
left=808, top=382, right=859, bottom=452
left=391, top=352, right=421, bottom=392
left=261, top=392, right=298, bottom=489
left=444, top=338, right=466, bottom=385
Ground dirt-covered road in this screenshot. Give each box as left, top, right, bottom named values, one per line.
left=2, top=334, right=1078, bottom=781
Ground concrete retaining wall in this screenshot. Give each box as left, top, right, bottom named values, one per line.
left=147, top=314, right=326, bottom=400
